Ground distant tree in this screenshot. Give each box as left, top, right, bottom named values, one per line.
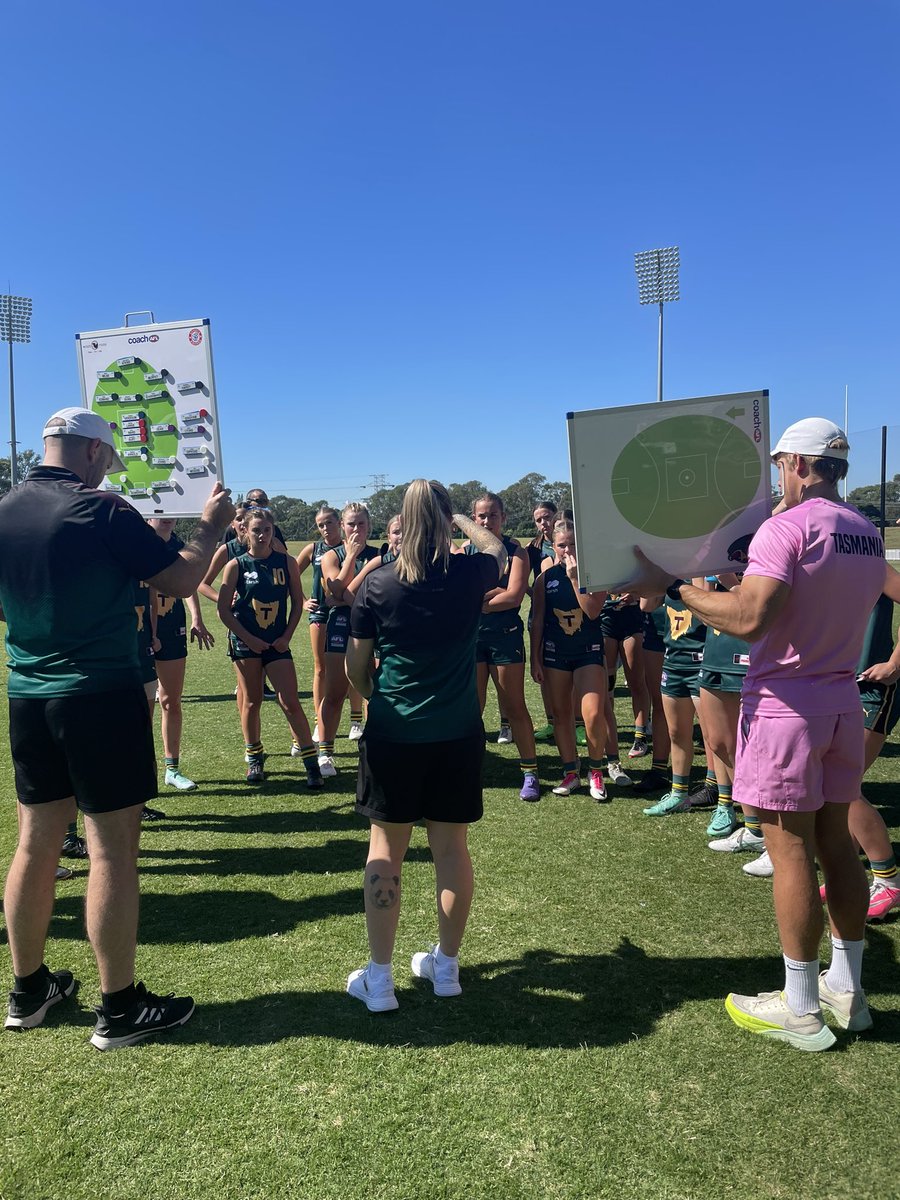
left=0, top=449, right=40, bottom=496
left=848, top=475, right=900, bottom=511
left=268, top=494, right=331, bottom=541
left=498, top=472, right=549, bottom=532
left=366, top=482, right=410, bottom=537
left=542, top=480, right=572, bottom=515
left=447, top=480, right=489, bottom=518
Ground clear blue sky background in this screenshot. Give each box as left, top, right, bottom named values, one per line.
left=3, top=0, right=898, bottom=502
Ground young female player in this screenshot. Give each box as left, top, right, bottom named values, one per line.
left=216, top=509, right=322, bottom=787
left=148, top=517, right=215, bottom=792
left=600, top=593, right=651, bottom=762
left=527, top=501, right=559, bottom=743
left=531, top=519, right=609, bottom=800
left=463, top=494, right=539, bottom=802
left=317, top=503, right=380, bottom=773
left=295, top=505, right=343, bottom=741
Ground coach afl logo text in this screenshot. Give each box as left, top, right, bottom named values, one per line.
left=753, top=395, right=762, bottom=443
left=188, top=328, right=203, bottom=346
left=127, top=334, right=159, bottom=344
left=554, top=607, right=584, bottom=636
left=252, top=598, right=280, bottom=628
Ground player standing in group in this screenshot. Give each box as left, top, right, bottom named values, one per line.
left=527, top=501, right=560, bottom=744
left=317, top=503, right=380, bottom=774
left=628, top=418, right=887, bottom=1051
left=530, top=519, right=609, bottom=801
left=462, top=494, right=539, bottom=802
left=295, top=505, right=343, bottom=742
left=344, top=480, right=506, bottom=1012
left=216, top=509, right=322, bottom=787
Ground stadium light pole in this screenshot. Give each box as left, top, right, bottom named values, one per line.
left=0, top=293, right=32, bottom=487
left=634, top=246, right=680, bottom=402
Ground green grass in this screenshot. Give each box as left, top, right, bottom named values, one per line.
left=1, top=550, right=898, bottom=1200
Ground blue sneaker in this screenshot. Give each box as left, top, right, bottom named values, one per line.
left=519, top=774, right=540, bottom=803
left=643, top=791, right=690, bottom=816
left=706, top=804, right=739, bottom=837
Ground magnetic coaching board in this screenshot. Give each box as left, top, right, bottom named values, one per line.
left=76, top=317, right=223, bottom=517
left=567, top=390, right=771, bottom=592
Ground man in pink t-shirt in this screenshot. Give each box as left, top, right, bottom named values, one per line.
left=629, top=417, right=889, bottom=1051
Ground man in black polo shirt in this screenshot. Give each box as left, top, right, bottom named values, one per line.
left=1, top=407, right=234, bottom=1049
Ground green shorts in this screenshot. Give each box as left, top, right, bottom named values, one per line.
left=859, top=682, right=900, bottom=736
left=476, top=620, right=525, bottom=666
left=698, top=669, right=746, bottom=695
left=661, top=659, right=702, bottom=699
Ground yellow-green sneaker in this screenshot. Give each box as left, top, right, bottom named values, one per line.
left=725, top=990, right=836, bottom=1051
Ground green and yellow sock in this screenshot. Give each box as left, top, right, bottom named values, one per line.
left=320, top=739, right=335, bottom=756
left=717, top=783, right=734, bottom=808
left=671, top=773, right=690, bottom=798
left=245, top=741, right=263, bottom=760
left=650, top=758, right=668, bottom=773
left=562, top=759, right=578, bottom=774
left=165, top=756, right=178, bottom=770
left=870, top=856, right=898, bottom=884
left=744, top=813, right=762, bottom=837
left=519, top=759, right=538, bottom=777
left=350, top=708, right=363, bottom=724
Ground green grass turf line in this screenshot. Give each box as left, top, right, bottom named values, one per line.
left=0, top=562, right=897, bottom=1200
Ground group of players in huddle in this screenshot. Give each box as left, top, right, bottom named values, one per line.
left=78, top=486, right=898, bottom=927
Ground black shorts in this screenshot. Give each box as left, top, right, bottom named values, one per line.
left=9, top=687, right=157, bottom=813
left=356, top=729, right=485, bottom=824
left=326, top=608, right=351, bottom=654
left=156, top=625, right=188, bottom=662
left=860, top=682, right=900, bottom=736
left=600, top=604, right=644, bottom=643
left=642, top=612, right=666, bottom=655
left=228, top=635, right=292, bottom=665
left=138, top=644, right=157, bottom=684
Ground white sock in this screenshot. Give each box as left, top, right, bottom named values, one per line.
left=368, top=959, right=393, bottom=981
left=824, top=937, right=864, bottom=994
left=783, top=955, right=820, bottom=1015
left=435, top=946, right=458, bottom=965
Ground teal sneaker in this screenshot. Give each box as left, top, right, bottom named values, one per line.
left=706, top=804, right=738, bottom=837
left=575, top=726, right=588, bottom=747
left=643, top=791, right=690, bottom=816
left=165, top=768, right=197, bottom=792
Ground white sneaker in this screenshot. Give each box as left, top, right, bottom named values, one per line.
left=411, top=946, right=462, bottom=997
left=607, top=761, right=633, bottom=786
left=817, top=971, right=873, bottom=1032
left=318, top=754, right=337, bottom=778
left=589, top=769, right=608, bottom=802
left=348, top=722, right=364, bottom=741
left=346, top=965, right=398, bottom=1012
left=496, top=724, right=513, bottom=744
left=312, top=724, right=320, bottom=743
left=290, top=743, right=303, bottom=758
left=743, top=849, right=774, bottom=877
left=709, top=825, right=765, bottom=853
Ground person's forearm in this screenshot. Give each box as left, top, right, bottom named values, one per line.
left=150, top=520, right=224, bottom=598
left=186, top=592, right=202, bottom=625
left=672, top=582, right=747, bottom=638
left=454, top=515, right=507, bottom=576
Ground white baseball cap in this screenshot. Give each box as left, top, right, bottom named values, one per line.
left=771, top=417, right=849, bottom=462
left=42, top=407, right=125, bottom=472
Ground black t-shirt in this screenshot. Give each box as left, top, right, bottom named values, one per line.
left=350, top=552, right=499, bottom=742
left=0, top=466, right=179, bottom=696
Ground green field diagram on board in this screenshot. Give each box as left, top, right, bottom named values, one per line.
left=610, top=414, right=762, bottom=538
left=91, top=358, right=180, bottom=491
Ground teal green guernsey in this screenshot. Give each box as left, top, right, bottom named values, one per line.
left=465, top=536, right=521, bottom=631
left=326, top=543, right=380, bottom=622
left=662, top=597, right=707, bottom=664
left=231, top=550, right=290, bottom=644
left=542, top=564, right=604, bottom=653
left=311, top=538, right=341, bottom=608
left=857, top=593, right=895, bottom=673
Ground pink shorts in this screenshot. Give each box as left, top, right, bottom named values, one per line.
left=734, top=707, right=865, bottom=812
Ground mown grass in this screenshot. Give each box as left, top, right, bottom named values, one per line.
left=0, top=549, right=897, bottom=1200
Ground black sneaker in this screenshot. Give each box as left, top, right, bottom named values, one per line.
left=246, top=756, right=265, bottom=784
left=305, top=765, right=325, bottom=789
left=141, top=806, right=167, bottom=821
left=61, top=832, right=89, bottom=858
left=6, top=968, right=77, bottom=1030
left=90, top=982, right=195, bottom=1051
left=688, top=781, right=719, bottom=810
left=631, top=769, right=669, bottom=795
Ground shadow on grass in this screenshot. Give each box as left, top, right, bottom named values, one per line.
left=863, top=782, right=900, bottom=830
left=137, top=840, right=432, bottom=878
left=157, top=804, right=362, bottom=837
left=183, top=691, right=313, bottom=703
left=173, top=928, right=900, bottom=1050
left=48, top=886, right=363, bottom=943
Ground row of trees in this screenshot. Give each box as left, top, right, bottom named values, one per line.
left=262, top=474, right=572, bottom=540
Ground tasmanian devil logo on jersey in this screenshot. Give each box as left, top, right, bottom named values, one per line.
left=667, top=606, right=693, bottom=640
left=156, top=593, right=177, bottom=618
left=252, top=598, right=280, bottom=629
left=554, top=607, right=584, bottom=636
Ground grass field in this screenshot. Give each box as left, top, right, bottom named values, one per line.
left=1, top=548, right=898, bottom=1200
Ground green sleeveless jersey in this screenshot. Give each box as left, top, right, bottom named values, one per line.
left=542, top=564, right=604, bottom=654
left=857, top=593, right=895, bottom=674
left=311, top=538, right=342, bottom=608
left=662, top=596, right=707, bottom=664
left=232, top=550, right=290, bottom=643
left=466, top=536, right=521, bottom=631
left=328, top=543, right=380, bottom=612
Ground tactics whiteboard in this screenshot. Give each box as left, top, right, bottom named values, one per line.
left=567, top=390, right=771, bottom=592
left=75, top=317, right=223, bottom=517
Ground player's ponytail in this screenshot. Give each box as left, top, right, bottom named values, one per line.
left=397, top=480, right=452, bottom=584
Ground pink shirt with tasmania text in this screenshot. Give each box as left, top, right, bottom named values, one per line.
left=741, top=498, right=884, bottom=717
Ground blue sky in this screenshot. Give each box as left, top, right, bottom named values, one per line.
left=3, top=1, right=898, bottom=502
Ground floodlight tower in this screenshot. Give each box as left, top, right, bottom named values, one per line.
left=0, top=293, right=32, bottom=486
left=634, top=246, right=680, bottom=403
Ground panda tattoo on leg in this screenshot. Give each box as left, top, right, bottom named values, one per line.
left=368, top=872, right=400, bottom=908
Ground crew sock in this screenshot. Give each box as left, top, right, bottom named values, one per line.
left=743, top=813, right=762, bottom=837
left=824, top=937, right=864, bottom=995
left=519, top=759, right=538, bottom=777
left=102, top=982, right=138, bottom=1015
left=783, top=955, right=820, bottom=1016
left=870, top=855, right=898, bottom=884
left=350, top=708, right=363, bottom=724
left=670, top=773, right=690, bottom=797
left=717, top=782, right=734, bottom=808
left=14, top=964, right=50, bottom=994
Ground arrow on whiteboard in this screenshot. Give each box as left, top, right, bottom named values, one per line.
left=726, top=406, right=745, bottom=418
